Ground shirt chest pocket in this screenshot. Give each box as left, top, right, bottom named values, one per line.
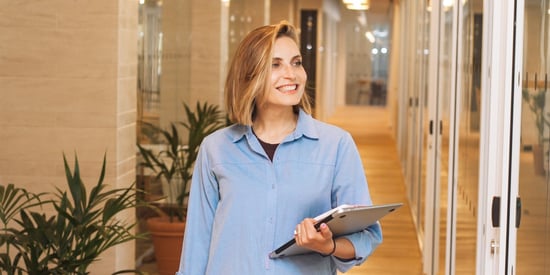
left=274, top=161, right=335, bottom=204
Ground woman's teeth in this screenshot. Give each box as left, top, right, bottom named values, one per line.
left=278, top=85, right=297, bottom=92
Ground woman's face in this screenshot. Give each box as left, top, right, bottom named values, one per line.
left=266, top=36, right=307, bottom=109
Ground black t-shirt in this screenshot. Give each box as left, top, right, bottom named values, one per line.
left=257, top=138, right=278, bottom=161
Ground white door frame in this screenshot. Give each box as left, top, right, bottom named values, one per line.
left=477, top=0, right=523, bottom=274
left=423, top=0, right=443, bottom=273
left=447, top=0, right=464, bottom=273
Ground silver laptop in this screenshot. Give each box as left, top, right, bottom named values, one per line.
left=269, top=202, right=403, bottom=258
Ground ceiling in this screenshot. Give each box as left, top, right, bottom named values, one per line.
left=339, top=0, right=393, bottom=31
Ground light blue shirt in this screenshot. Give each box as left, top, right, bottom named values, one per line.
left=176, top=109, right=382, bottom=275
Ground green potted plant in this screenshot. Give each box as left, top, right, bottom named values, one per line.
left=136, top=101, right=226, bottom=275
left=0, top=153, right=144, bottom=275
left=522, top=88, right=549, bottom=175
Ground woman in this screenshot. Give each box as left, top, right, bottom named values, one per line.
left=176, top=21, right=382, bottom=275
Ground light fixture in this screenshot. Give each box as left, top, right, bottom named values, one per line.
left=365, top=31, right=375, bottom=43
left=343, top=0, right=369, bottom=11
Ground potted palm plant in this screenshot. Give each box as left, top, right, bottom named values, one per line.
left=137, top=101, right=226, bottom=275
left=0, top=153, right=144, bottom=275
left=522, top=88, right=549, bottom=175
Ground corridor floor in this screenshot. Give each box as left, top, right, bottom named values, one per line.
left=327, top=106, right=423, bottom=275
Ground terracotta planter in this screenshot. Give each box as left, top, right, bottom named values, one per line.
left=146, top=217, right=186, bottom=275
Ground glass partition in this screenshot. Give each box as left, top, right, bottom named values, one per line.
left=517, top=0, right=550, bottom=274
left=136, top=0, right=193, bottom=272
left=137, top=0, right=192, bottom=140
left=454, top=0, right=483, bottom=273
left=418, top=0, right=430, bottom=244
left=436, top=2, right=454, bottom=274
left=343, top=8, right=391, bottom=106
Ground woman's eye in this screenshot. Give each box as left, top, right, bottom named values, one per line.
left=272, top=62, right=280, bottom=68
left=293, top=60, right=303, bottom=66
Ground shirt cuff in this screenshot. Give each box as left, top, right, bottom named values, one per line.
left=333, top=223, right=383, bottom=272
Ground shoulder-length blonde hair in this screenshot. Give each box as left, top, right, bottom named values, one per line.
left=224, top=20, right=312, bottom=125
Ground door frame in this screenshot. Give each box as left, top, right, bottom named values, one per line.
left=423, top=0, right=443, bottom=273
left=476, top=0, right=523, bottom=274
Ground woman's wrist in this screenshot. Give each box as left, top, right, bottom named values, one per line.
left=320, top=238, right=336, bottom=257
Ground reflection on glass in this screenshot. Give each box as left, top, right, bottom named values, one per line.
left=137, top=0, right=192, bottom=144
left=138, top=0, right=163, bottom=143
left=517, top=0, right=550, bottom=274
left=136, top=0, right=193, bottom=212
left=343, top=8, right=391, bottom=106
left=455, top=0, right=482, bottom=274
left=420, top=0, right=431, bottom=243
left=437, top=3, right=454, bottom=275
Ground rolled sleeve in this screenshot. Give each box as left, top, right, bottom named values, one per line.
left=332, top=222, right=383, bottom=272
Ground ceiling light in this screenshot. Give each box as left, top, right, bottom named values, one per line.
left=365, top=31, right=375, bottom=43
left=342, top=0, right=362, bottom=4
left=442, top=0, right=453, bottom=8
left=343, top=0, right=369, bottom=11
left=347, top=3, right=369, bottom=10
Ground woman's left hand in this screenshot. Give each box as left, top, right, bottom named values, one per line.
left=294, top=218, right=335, bottom=255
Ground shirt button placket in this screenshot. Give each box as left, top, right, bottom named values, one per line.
left=265, top=163, right=277, bottom=270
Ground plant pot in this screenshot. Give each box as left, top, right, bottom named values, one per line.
left=146, top=217, right=186, bottom=275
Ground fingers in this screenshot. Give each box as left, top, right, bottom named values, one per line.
left=294, top=219, right=333, bottom=253
left=318, top=223, right=333, bottom=239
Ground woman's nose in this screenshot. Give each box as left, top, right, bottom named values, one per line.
left=282, top=64, right=296, bottom=79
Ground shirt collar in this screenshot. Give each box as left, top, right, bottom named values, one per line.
left=229, top=109, right=319, bottom=144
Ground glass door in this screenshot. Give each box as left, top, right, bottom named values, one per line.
left=437, top=2, right=455, bottom=272
left=476, top=0, right=523, bottom=274
left=423, top=1, right=455, bottom=274
left=517, top=0, right=550, bottom=274
left=453, top=0, right=483, bottom=273
left=403, top=0, right=422, bottom=234
left=405, top=0, right=431, bottom=242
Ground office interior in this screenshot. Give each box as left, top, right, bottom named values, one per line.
left=1, top=0, right=549, bottom=274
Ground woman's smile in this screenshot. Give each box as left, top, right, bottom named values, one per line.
left=277, top=84, right=299, bottom=93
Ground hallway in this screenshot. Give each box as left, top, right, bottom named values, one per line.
left=138, top=105, right=424, bottom=274
left=327, top=106, right=423, bottom=275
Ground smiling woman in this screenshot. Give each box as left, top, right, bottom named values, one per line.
left=175, top=21, right=382, bottom=275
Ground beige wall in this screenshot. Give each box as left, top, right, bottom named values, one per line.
left=190, top=0, right=224, bottom=107
left=271, top=0, right=297, bottom=24
left=0, top=0, right=138, bottom=273
left=159, top=0, right=192, bottom=128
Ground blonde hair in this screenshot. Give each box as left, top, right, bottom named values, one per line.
left=224, top=20, right=312, bottom=125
